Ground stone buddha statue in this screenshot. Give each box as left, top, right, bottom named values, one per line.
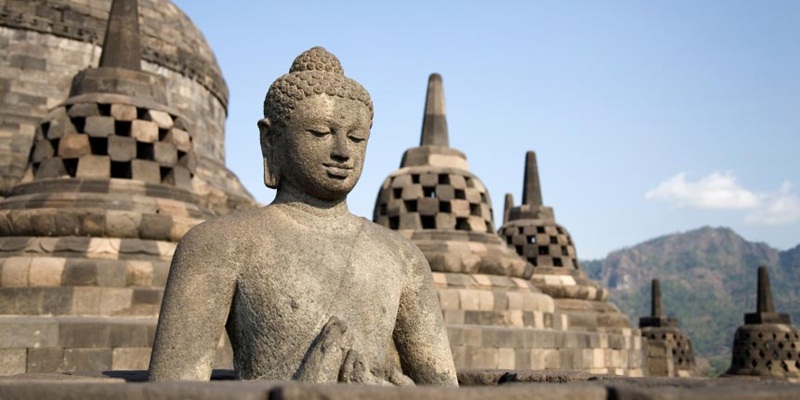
left=148, top=47, right=458, bottom=386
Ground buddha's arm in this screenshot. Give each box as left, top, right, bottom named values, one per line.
left=148, top=227, right=237, bottom=381
left=393, top=249, right=459, bottom=387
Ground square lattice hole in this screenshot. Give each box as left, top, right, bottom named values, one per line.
left=404, top=200, right=417, bottom=212
left=411, top=174, right=420, bottom=184
left=389, top=216, right=399, bottom=229
left=423, top=186, right=435, bottom=198
left=456, top=217, right=470, bottom=231
left=115, top=120, right=132, bottom=137
left=553, top=258, right=563, bottom=267
left=111, top=161, right=132, bottom=178
left=455, top=189, right=466, bottom=199
left=538, top=246, right=549, bottom=255
left=392, top=188, right=402, bottom=198
left=439, top=201, right=451, bottom=213
left=470, top=203, right=481, bottom=216
left=438, top=174, right=450, bottom=184
left=421, top=215, right=435, bottom=229
left=137, top=142, right=154, bottom=160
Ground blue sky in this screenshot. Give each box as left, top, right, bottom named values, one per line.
left=172, top=1, right=799, bottom=259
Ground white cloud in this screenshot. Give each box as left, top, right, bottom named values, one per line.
left=645, top=171, right=760, bottom=209
left=744, top=182, right=800, bottom=226
left=646, top=173, right=800, bottom=226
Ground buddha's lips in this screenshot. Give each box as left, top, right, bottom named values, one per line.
left=323, top=164, right=353, bottom=178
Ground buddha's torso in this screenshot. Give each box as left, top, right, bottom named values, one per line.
left=224, top=205, right=408, bottom=380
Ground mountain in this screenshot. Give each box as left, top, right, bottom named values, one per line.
left=582, top=226, right=800, bottom=375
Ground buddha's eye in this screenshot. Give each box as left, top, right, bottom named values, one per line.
left=307, top=128, right=330, bottom=137
left=348, top=130, right=368, bottom=143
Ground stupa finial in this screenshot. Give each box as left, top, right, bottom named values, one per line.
left=651, top=279, right=664, bottom=317
left=756, top=266, right=775, bottom=313
left=99, top=0, right=142, bottom=70
left=503, top=193, right=514, bottom=223
left=419, top=73, right=449, bottom=147
left=522, top=151, right=543, bottom=207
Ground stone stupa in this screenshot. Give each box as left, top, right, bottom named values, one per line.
left=495, top=151, right=645, bottom=375
left=373, top=75, right=644, bottom=375
left=639, top=279, right=696, bottom=377
left=0, top=0, right=231, bottom=375
left=726, top=266, right=800, bottom=380
left=499, top=151, right=630, bottom=331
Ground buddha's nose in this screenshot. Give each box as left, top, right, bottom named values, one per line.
left=331, top=134, right=351, bottom=162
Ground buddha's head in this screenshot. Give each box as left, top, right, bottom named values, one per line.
left=258, top=47, right=374, bottom=201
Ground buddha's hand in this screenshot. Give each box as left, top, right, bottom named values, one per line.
left=294, top=316, right=348, bottom=383
left=338, top=350, right=415, bottom=386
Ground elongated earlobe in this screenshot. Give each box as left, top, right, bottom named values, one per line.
left=259, top=118, right=280, bottom=189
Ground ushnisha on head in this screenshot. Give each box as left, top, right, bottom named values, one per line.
left=258, top=47, right=374, bottom=199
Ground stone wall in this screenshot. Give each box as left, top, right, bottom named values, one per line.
left=0, top=1, right=254, bottom=208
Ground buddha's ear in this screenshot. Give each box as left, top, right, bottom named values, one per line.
left=258, top=118, right=280, bottom=189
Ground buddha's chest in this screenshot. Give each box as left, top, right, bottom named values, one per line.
left=231, top=231, right=407, bottom=346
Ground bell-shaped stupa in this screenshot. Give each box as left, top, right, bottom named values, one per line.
left=0, top=0, right=230, bottom=375
left=639, top=279, right=697, bottom=377
left=726, top=266, right=800, bottom=380
left=499, top=151, right=630, bottom=330
left=374, top=74, right=531, bottom=279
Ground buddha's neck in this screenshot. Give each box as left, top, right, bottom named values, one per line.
left=272, top=184, right=351, bottom=223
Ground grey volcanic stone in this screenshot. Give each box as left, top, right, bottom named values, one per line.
left=149, top=47, right=457, bottom=386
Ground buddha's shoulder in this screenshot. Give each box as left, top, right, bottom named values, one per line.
left=179, top=207, right=279, bottom=247
left=356, top=218, right=425, bottom=260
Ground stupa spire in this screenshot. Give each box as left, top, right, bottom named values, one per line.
left=99, top=0, right=142, bottom=70
left=419, top=73, right=449, bottom=147
left=522, top=151, right=543, bottom=207
left=651, top=279, right=663, bottom=317
left=503, top=193, right=514, bottom=223
left=756, top=266, right=775, bottom=313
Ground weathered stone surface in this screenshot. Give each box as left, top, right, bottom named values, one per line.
left=108, top=135, right=137, bottom=162
left=57, top=133, right=91, bottom=159
left=84, top=116, right=116, bottom=137
left=149, top=48, right=457, bottom=386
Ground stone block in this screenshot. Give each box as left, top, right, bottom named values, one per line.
left=71, top=287, right=102, bottom=315
left=67, top=103, right=99, bottom=118
left=31, top=140, right=54, bottom=163
left=41, top=287, right=73, bottom=315
left=36, top=157, right=68, bottom=179
left=468, top=347, right=498, bottom=369
left=2, top=257, right=30, bottom=287
left=140, top=214, right=172, bottom=241
left=76, top=155, right=110, bottom=179
left=0, top=320, right=59, bottom=348
left=131, top=159, right=161, bottom=183
left=165, top=128, right=191, bottom=151
left=112, top=347, right=151, bottom=370
left=437, top=290, right=460, bottom=310
left=111, top=103, right=137, bottom=121
left=28, top=257, right=65, bottom=287
left=46, top=117, right=77, bottom=139
left=26, top=347, right=64, bottom=373
left=154, top=141, right=177, bottom=166
left=98, top=288, right=132, bottom=315
left=497, top=348, right=516, bottom=370
left=105, top=211, right=140, bottom=238
left=58, top=133, right=91, bottom=158
left=0, top=349, right=26, bottom=375
left=110, top=323, right=152, bottom=348
left=146, top=110, right=174, bottom=129
left=164, top=166, right=192, bottom=189
left=178, top=152, right=197, bottom=172
left=108, top=136, right=136, bottom=162
left=62, top=348, right=112, bottom=372
left=60, top=321, right=110, bottom=348
left=84, top=116, right=115, bottom=137
left=458, top=290, right=480, bottom=311
left=131, top=120, right=158, bottom=143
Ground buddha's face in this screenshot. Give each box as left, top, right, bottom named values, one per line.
left=274, top=94, right=371, bottom=201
